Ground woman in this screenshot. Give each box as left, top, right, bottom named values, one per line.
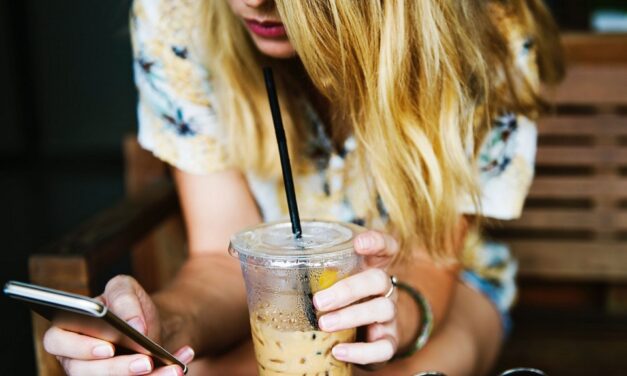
left=43, top=0, right=563, bottom=375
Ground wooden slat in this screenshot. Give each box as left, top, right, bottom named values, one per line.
left=505, top=209, right=627, bottom=231
left=35, top=179, right=178, bottom=293
left=536, top=147, right=627, bottom=165
left=562, top=33, right=627, bottom=65
left=496, top=312, right=627, bottom=376
left=505, top=209, right=600, bottom=230
left=29, top=256, right=89, bottom=376
left=124, top=135, right=186, bottom=294
left=617, top=211, right=627, bottom=230
left=528, top=177, right=627, bottom=199
left=517, top=283, right=604, bottom=310
left=538, top=115, right=627, bottom=136
left=510, top=241, right=627, bottom=281
left=28, top=256, right=89, bottom=294
left=607, top=285, right=627, bottom=315
left=552, top=65, right=627, bottom=105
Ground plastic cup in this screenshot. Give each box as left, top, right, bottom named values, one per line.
left=229, top=220, right=364, bottom=376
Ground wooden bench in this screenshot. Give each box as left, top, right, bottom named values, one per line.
left=493, top=33, right=627, bottom=375
left=28, top=138, right=185, bottom=376
left=28, top=33, right=627, bottom=375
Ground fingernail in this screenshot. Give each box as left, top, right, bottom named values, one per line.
left=357, top=235, right=373, bottom=250
left=319, top=313, right=339, bottom=330
left=332, top=345, right=348, bottom=360
left=129, top=357, right=152, bottom=374
left=313, top=290, right=335, bottom=310
left=92, top=344, right=114, bottom=358
left=127, top=317, right=145, bottom=335
left=168, top=366, right=183, bottom=376
left=176, top=346, right=195, bottom=364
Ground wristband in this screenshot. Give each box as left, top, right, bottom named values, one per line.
left=393, top=281, right=434, bottom=359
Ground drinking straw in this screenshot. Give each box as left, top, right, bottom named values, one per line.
left=262, top=67, right=303, bottom=238
left=263, top=67, right=317, bottom=328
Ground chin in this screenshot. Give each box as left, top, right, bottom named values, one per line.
left=253, top=37, right=297, bottom=59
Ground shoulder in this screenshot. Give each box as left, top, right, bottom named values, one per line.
left=132, top=0, right=204, bottom=28
left=487, top=1, right=541, bottom=92
left=131, top=0, right=212, bottom=107
left=131, top=0, right=206, bottom=61
left=131, top=0, right=228, bottom=175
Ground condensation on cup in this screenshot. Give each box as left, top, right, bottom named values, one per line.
left=230, top=220, right=365, bottom=376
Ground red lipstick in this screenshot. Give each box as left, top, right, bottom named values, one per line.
left=245, top=19, right=287, bottom=38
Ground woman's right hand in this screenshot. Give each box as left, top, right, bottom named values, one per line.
left=42, top=275, right=194, bottom=375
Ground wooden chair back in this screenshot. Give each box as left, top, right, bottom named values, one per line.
left=28, top=137, right=179, bottom=376
left=491, top=33, right=627, bottom=376
left=492, top=33, right=627, bottom=311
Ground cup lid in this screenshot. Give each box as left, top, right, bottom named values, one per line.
left=229, top=220, right=364, bottom=268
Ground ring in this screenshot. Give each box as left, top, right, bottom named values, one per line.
left=384, top=275, right=398, bottom=298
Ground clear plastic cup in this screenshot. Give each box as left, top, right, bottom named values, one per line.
left=229, top=220, right=364, bottom=376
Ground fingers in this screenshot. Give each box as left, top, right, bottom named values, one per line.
left=43, top=326, right=115, bottom=360
left=173, top=346, right=195, bottom=364
left=147, top=346, right=193, bottom=376
left=319, top=297, right=396, bottom=332
left=103, top=275, right=147, bottom=335
left=150, top=365, right=185, bottom=376
left=354, top=230, right=399, bottom=257
left=46, top=331, right=195, bottom=376
left=58, top=354, right=154, bottom=376
left=332, top=335, right=398, bottom=365
left=313, top=268, right=392, bottom=311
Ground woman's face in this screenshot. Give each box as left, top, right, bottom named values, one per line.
left=227, top=0, right=296, bottom=59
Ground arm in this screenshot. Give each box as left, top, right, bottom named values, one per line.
left=40, top=167, right=260, bottom=375
left=153, top=167, right=262, bottom=355
left=387, top=217, right=504, bottom=376
left=311, top=216, right=473, bottom=366
left=366, top=281, right=503, bottom=376
left=392, top=216, right=469, bottom=351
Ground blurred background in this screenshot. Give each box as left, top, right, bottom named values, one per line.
left=0, top=0, right=625, bottom=375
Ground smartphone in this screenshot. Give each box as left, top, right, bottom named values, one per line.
left=3, top=280, right=187, bottom=374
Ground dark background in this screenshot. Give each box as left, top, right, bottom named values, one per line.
left=0, top=0, right=624, bottom=374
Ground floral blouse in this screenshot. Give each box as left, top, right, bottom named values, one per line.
left=131, top=0, right=539, bottom=330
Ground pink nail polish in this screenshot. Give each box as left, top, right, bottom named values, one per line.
left=129, top=357, right=152, bottom=374
left=313, top=291, right=335, bottom=310
left=168, top=366, right=183, bottom=376
left=92, top=344, right=114, bottom=358
left=319, top=314, right=339, bottom=330
left=332, top=345, right=348, bottom=359
left=357, top=236, right=372, bottom=250
left=176, top=346, right=195, bottom=364
left=127, top=317, right=145, bottom=335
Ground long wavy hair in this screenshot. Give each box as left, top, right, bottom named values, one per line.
left=202, top=0, right=563, bottom=258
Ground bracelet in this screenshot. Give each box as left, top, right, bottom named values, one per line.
left=393, top=281, right=434, bottom=359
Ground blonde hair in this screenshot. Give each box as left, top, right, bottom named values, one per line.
left=202, top=0, right=563, bottom=258
left=203, top=2, right=311, bottom=176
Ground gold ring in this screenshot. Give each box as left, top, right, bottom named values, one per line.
left=384, top=275, right=398, bottom=299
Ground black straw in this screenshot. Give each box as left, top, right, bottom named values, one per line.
left=263, top=67, right=302, bottom=238
left=263, top=67, right=317, bottom=329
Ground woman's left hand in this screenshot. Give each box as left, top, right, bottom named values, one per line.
left=313, top=230, right=400, bottom=366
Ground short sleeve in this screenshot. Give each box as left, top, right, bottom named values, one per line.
left=459, top=3, right=541, bottom=220
left=460, top=113, right=537, bottom=220
left=130, top=0, right=231, bottom=175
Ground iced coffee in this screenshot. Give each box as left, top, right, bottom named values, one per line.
left=229, top=221, right=363, bottom=376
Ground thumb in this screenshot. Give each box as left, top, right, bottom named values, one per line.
left=354, top=230, right=400, bottom=258
left=102, top=275, right=148, bottom=335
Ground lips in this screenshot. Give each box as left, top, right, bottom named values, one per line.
left=245, top=19, right=287, bottom=38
